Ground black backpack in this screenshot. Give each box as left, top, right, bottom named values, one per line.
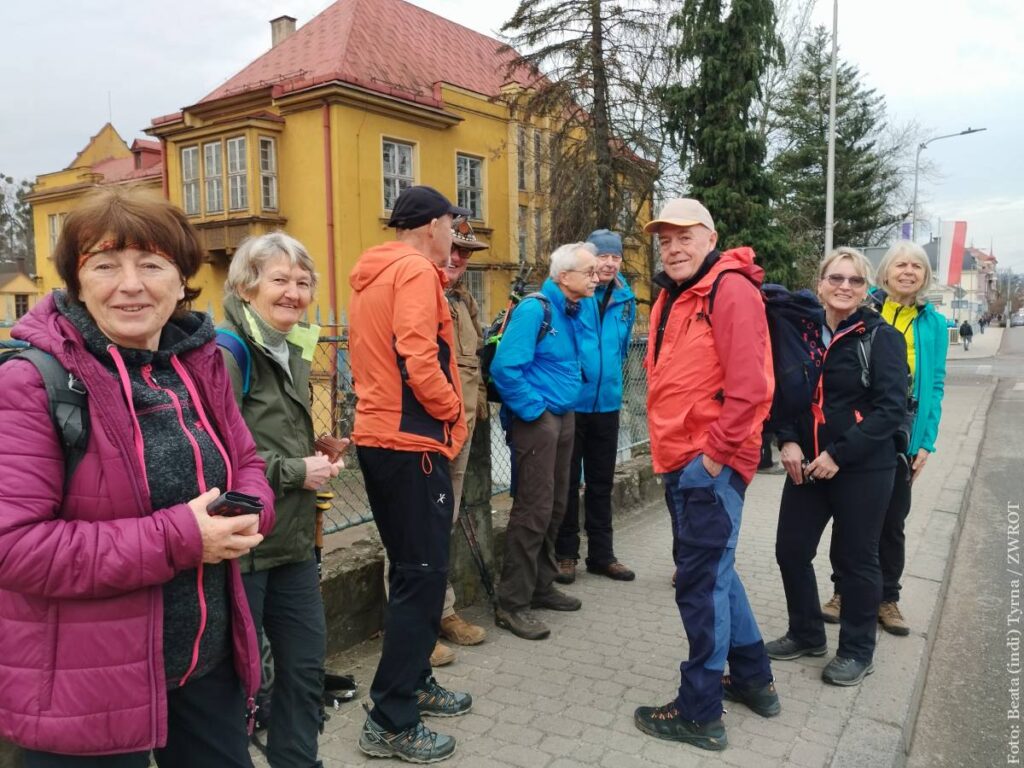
left=0, top=345, right=89, bottom=486
left=707, top=273, right=826, bottom=432
left=480, top=292, right=553, bottom=403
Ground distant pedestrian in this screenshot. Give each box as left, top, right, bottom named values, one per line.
left=959, top=319, right=973, bottom=351
left=349, top=185, right=473, bottom=764
left=822, top=241, right=949, bottom=636
left=555, top=228, right=637, bottom=586
left=491, top=242, right=598, bottom=641
left=636, top=198, right=779, bottom=752
left=768, top=247, right=908, bottom=688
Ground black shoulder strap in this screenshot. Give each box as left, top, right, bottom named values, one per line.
left=521, top=292, right=553, bottom=342
left=18, top=348, right=90, bottom=483
left=856, top=326, right=878, bottom=389
left=707, top=269, right=761, bottom=321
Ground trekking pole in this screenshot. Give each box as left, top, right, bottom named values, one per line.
left=458, top=511, right=499, bottom=611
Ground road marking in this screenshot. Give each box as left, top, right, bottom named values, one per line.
left=977, top=365, right=993, bottom=375
left=1013, top=382, right=1024, bottom=392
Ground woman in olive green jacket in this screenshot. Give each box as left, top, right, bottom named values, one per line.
left=220, top=232, right=341, bottom=768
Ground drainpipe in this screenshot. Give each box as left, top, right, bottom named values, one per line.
left=322, top=103, right=338, bottom=330
left=160, top=138, right=169, bottom=198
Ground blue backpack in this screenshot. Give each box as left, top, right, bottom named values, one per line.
left=708, top=273, right=825, bottom=432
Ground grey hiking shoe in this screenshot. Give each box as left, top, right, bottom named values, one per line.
left=530, top=587, right=582, bottom=611
left=822, top=656, right=874, bottom=686
left=765, top=633, right=828, bottom=661
left=495, top=607, right=550, bottom=640
left=415, top=676, right=472, bottom=717
left=358, top=710, right=455, bottom=763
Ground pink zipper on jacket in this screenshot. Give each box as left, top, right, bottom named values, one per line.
left=111, top=347, right=236, bottom=689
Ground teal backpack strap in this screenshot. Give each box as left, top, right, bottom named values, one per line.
left=216, top=329, right=252, bottom=396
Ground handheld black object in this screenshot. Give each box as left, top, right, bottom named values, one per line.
left=207, top=490, right=264, bottom=517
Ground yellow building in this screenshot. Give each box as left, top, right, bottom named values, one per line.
left=31, top=0, right=650, bottom=328
left=0, top=271, right=40, bottom=341
left=28, top=123, right=163, bottom=297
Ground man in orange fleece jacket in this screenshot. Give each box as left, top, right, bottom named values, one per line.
left=349, top=186, right=471, bottom=764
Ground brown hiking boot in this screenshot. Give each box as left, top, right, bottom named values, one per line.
left=554, top=558, right=576, bottom=585
left=440, top=613, right=486, bottom=646
left=429, top=640, right=456, bottom=667
left=821, top=593, right=841, bottom=624
left=878, top=601, right=910, bottom=636
left=587, top=560, right=636, bottom=581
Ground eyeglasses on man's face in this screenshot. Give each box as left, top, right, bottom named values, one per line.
left=567, top=269, right=600, bottom=280
left=824, top=274, right=867, bottom=288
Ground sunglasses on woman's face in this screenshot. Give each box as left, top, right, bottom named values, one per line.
left=824, top=274, right=867, bottom=288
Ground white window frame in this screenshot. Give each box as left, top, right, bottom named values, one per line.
left=14, top=294, right=29, bottom=319
left=533, top=131, right=542, bottom=191
left=456, top=154, right=484, bottom=221
left=227, top=136, right=248, bottom=211
left=382, top=139, right=414, bottom=211
left=465, top=269, right=487, bottom=320
left=259, top=137, right=278, bottom=211
left=534, top=209, right=543, bottom=260
left=181, top=146, right=200, bottom=216
left=203, top=141, right=224, bottom=214
left=47, top=214, right=61, bottom=252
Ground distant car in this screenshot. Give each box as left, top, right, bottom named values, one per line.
left=1011, top=314, right=1024, bottom=328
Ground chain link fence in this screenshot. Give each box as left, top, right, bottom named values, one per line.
left=4, top=327, right=652, bottom=534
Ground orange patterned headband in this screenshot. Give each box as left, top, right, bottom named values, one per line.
left=77, top=239, right=175, bottom=270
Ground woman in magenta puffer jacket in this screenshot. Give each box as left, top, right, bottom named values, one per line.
left=0, top=187, right=275, bottom=768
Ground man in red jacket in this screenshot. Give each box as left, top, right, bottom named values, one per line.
left=634, top=198, right=780, bottom=751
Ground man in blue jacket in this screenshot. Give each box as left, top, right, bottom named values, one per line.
left=491, top=242, right=599, bottom=640
left=555, top=229, right=637, bottom=584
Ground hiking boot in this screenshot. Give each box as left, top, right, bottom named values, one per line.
left=429, top=641, right=455, bottom=668
left=554, top=558, right=576, bottom=585
left=358, top=711, right=456, bottom=763
left=721, top=675, right=781, bottom=718
left=530, top=587, right=582, bottom=611
left=440, top=613, right=486, bottom=646
left=878, top=601, right=910, bottom=636
left=494, top=607, right=550, bottom=640
left=633, top=701, right=727, bottom=751
left=765, top=634, right=828, bottom=661
left=415, top=676, right=472, bottom=718
left=821, top=593, right=841, bottom=624
left=587, top=560, right=636, bottom=581
left=822, top=656, right=874, bottom=686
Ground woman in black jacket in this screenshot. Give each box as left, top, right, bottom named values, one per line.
left=765, top=247, right=908, bottom=687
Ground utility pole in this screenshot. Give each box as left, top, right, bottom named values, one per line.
left=823, top=0, right=838, bottom=255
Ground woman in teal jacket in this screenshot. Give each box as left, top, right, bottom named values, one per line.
left=824, top=241, right=948, bottom=636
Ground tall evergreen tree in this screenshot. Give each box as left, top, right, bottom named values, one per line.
left=770, top=26, right=903, bottom=276
left=661, top=0, right=792, bottom=283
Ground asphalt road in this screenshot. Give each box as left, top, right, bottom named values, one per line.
left=909, top=328, right=1024, bottom=768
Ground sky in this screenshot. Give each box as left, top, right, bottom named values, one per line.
left=2, top=0, right=1022, bottom=269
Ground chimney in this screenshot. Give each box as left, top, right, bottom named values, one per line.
left=271, top=15, right=297, bottom=47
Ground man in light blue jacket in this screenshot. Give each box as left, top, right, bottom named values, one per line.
left=555, top=229, right=637, bottom=584
left=491, top=242, right=599, bottom=641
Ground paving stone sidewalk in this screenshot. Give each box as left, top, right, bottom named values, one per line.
left=269, top=379, right=991, bottom=768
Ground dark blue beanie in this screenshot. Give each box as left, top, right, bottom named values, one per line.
left=587, top=229, right=623, bottom=257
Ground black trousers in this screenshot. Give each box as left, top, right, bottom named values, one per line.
left=775, top=469, right=895, bottom=662
left=831, top=457, right=913, bottom=603
left=22, top=659, right=252, bottom=768
left=243, top=558, right=326, bottom=768
left=357, top=446, right=452, bottom=733
left=555, top=410, right=620, bottom=566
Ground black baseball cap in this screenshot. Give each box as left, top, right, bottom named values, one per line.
left=387, top=186, right=471, bottom=229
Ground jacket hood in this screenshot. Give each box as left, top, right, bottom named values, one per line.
left=868, top=287, right=934, bottom=313
left=349, top=241, right=448, bottom=292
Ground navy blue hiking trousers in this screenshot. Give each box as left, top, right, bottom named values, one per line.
left=665, top=457, right=773, bottom=724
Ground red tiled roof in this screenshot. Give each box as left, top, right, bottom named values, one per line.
left=90, top=156, right=163, bottom=184
left=201, top=0, right=536, bottom=107
left=131, top=139, right=162, bottom=153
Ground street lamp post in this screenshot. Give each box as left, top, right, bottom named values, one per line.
left=910, top=127, right=986, bottom=241
left=824, top=0, right=839, bottom=255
